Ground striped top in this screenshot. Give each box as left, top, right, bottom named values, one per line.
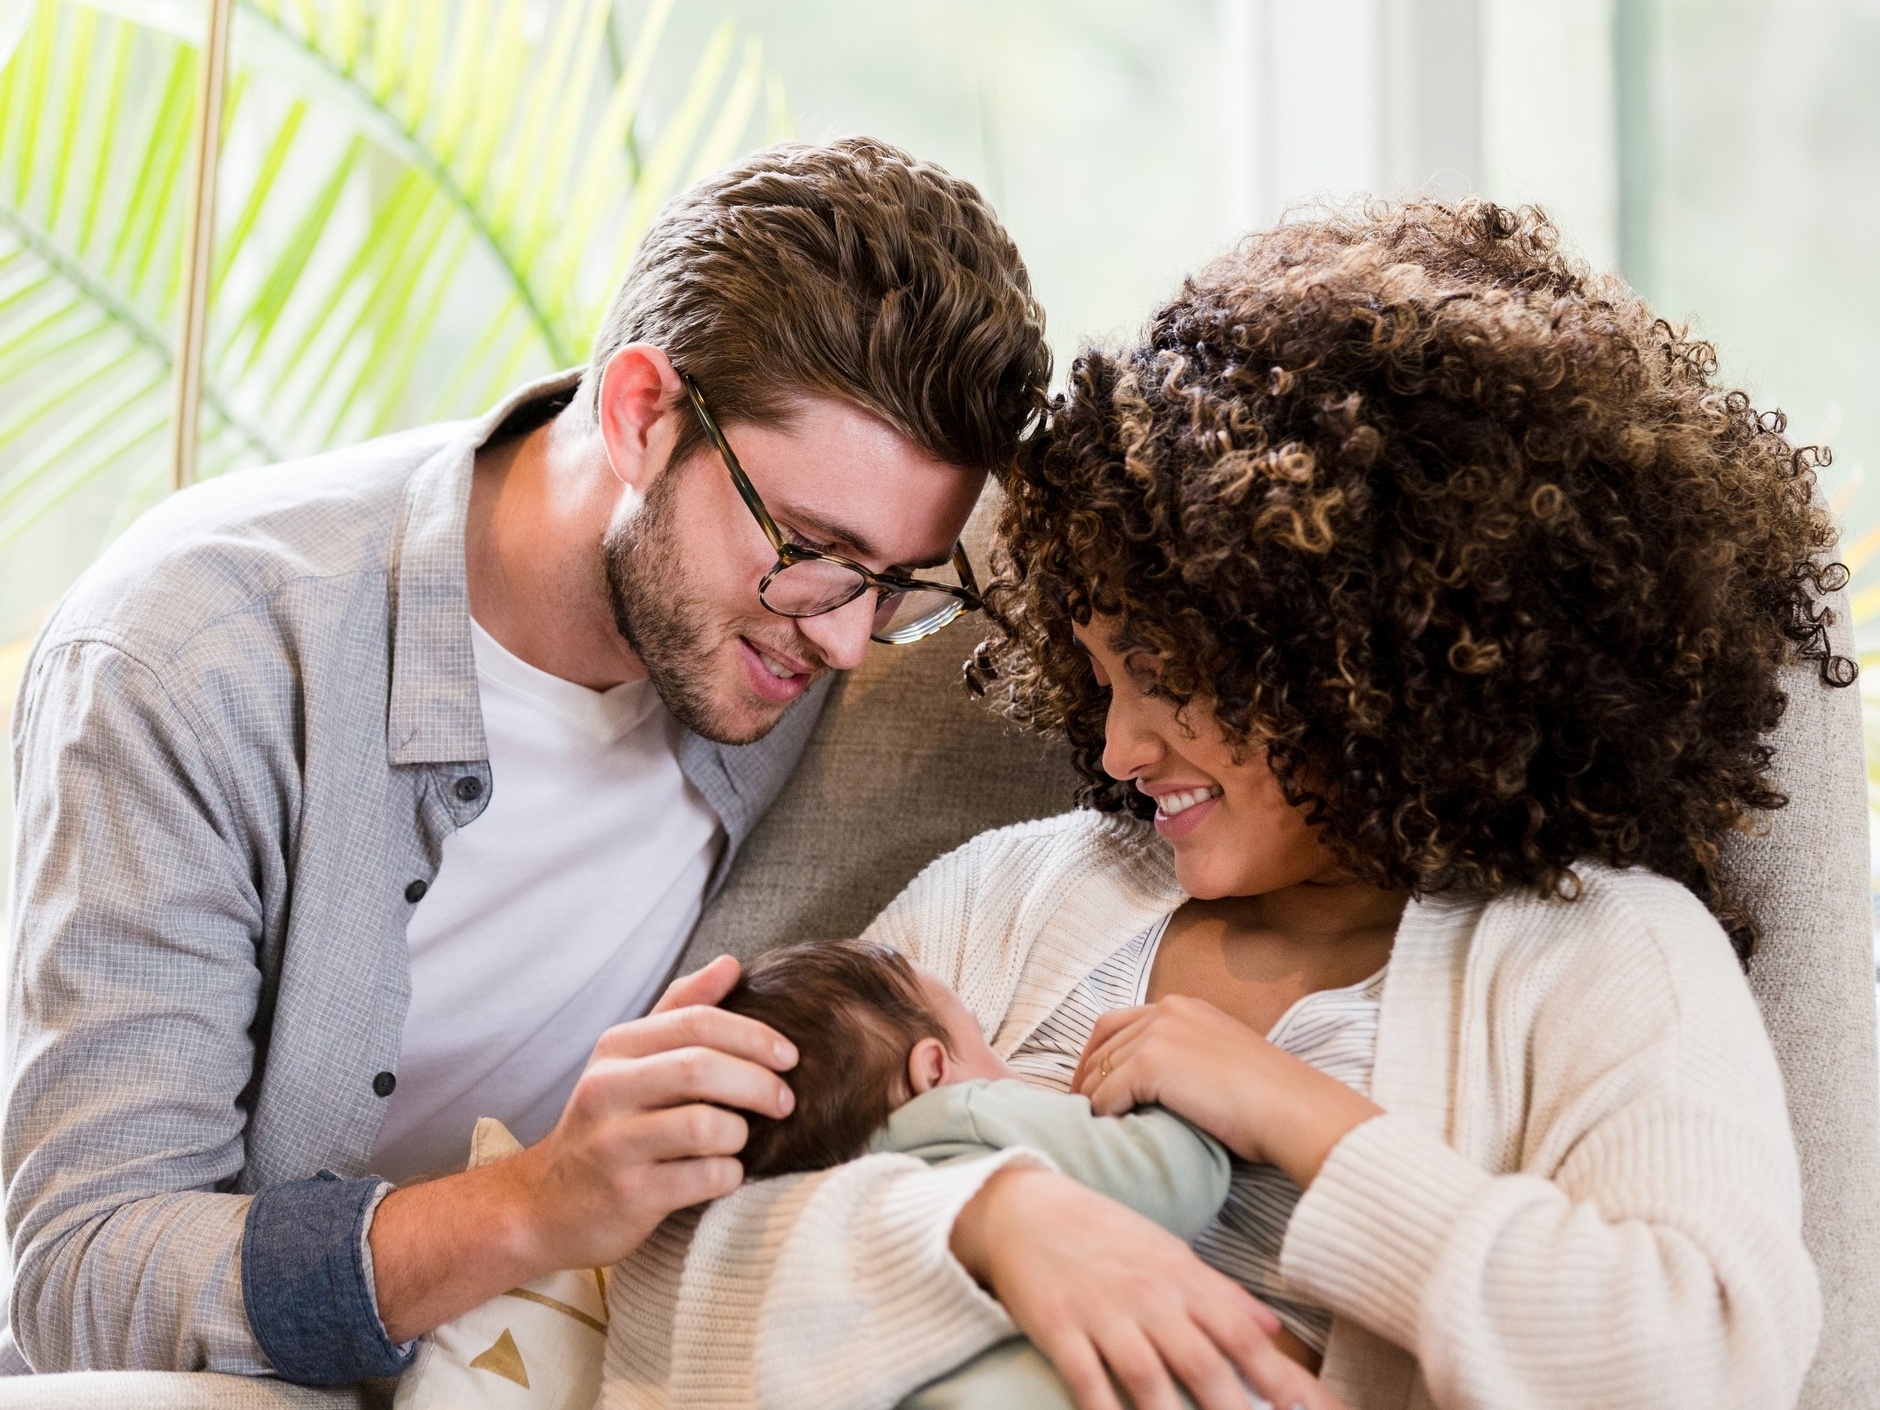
left=1006, top=916, right=1387, bottom=1353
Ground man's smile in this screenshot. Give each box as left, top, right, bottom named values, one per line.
left=737, top=636, right=815, bottom=703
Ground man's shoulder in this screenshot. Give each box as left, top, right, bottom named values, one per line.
left=42, top=419, right=470, bottom=669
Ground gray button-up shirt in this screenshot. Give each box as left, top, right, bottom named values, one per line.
left=4, top=373, right=829, bottom=1383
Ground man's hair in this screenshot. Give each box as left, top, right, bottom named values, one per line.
left=972, top=199, right=1854, bottom=962
left=720, top=939, right=950, bottom=1180
left=578, top=137, right=1051, bottom=477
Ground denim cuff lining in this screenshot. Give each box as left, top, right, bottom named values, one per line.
left=241, top=1170, right=417, bottom=1385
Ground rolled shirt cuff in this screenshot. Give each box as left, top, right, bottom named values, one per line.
left=241, top=1170, right=417, bottom=1385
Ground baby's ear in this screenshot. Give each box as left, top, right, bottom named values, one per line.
left=906, top=1037, right=950, bottom=1097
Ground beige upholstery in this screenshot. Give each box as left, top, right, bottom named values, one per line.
left=0, top=1374, right=387, bottom=1408
left=7, top=585, right=1875, bottom=1408
left=1724, top=589, right=1880, bottom=1407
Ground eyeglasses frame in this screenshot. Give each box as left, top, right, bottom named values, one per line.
left=678, top=372, right=983, bottom=645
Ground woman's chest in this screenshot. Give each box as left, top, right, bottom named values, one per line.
left=1145, top=904, right=1395, bottom=1035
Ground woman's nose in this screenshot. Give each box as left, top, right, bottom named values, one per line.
left=1100, top=693, right=1162, bottom=782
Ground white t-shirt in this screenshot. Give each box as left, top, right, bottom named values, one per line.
left=369, top=621, right=723, bottom=1184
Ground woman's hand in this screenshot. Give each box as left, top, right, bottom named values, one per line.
left=951, top=1165, right=1344, bottom=1410
left=1072, top=995, right=1382, bottom=1190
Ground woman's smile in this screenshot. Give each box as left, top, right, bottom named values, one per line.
left=1140, top=781, right=1225, bottom=839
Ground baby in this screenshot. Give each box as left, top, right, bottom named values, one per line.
left=713, top=939, right=1248, bottom=1410
left=722, top=939, right=1228, bottom=1224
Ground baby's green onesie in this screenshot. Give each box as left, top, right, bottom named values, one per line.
left=872, top=1079, right=1250, bottom=1410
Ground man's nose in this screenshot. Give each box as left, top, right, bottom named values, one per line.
left=795, top=593, right=875, bottom=672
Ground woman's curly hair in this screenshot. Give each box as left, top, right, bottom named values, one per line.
left=969, top=200, right=1852, bottom=960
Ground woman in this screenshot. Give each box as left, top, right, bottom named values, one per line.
left=648, top=200, right=1846, bottom=1410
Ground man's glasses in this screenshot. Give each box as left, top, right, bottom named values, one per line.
left=680, top=373, right=982, bottom=645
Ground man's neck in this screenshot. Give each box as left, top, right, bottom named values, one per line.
left=464, top=412, right=647, bottom=691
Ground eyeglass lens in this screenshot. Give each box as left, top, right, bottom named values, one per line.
left=761, top=557, right=967, bottom=642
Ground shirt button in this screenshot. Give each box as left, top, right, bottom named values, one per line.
left=404, top=879, right=428, bottom=904
left=372, top=1072, right=397, bottom=1098
left=453, top=775, right=483, bottom=803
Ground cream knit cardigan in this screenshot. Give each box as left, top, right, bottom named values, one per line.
left=603, top=809, right=1819, bottom=1410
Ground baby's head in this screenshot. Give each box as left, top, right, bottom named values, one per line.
left=721, top=939, right=1009, bottom=1179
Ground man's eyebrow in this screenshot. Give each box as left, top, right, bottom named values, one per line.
left=781, top=507, right=954, bottom=571
left=781, top=507, right=880, bottom=560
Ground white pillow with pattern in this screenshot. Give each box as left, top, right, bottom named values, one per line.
left=394, top=1119, right=608, bottom=1410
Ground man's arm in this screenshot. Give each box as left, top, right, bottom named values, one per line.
left=6, top=640, right=798, bottom=1381
left=6, top=639, right=275, bottom=1373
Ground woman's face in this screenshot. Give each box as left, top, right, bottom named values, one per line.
left=1074, top=618, right=1345, bottom=900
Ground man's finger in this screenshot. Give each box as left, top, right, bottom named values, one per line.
left=633, top=1154, right=746, bottom=1217
left=577, top=1047, right=796, bottom=1122
left=652, top=954, right=741, bottom=1014
left=607, top=1102, right=752, bottom=1165
left=595, top=1001, right=797, bottom=1070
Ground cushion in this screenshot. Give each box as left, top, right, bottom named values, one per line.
left=390, top=1122, right=605, bottom=1410
left=0, top=1374, right=379, bottom=1408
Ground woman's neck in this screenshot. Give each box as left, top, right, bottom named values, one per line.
left=1199, top=876, right=1409, bottom=956
left=1149, top=878, right=1407, bottom=1031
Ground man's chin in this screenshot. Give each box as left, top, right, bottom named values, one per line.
left=662, top=654, right=818, bottom=746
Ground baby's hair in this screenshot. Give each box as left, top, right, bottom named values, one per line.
left=721, top=939, right=951, bottom=1179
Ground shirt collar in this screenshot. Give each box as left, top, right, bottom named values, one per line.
left=386, top=369, right=582, bottom=766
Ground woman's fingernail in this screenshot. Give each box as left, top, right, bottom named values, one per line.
left=777, top=1085, right=795, bottom=1115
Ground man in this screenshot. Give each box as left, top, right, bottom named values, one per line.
left=4, top=138, right=1049, bottom=1383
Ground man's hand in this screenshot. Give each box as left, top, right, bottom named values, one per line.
left=951, top=1166, right=1345, bottom=1410
left=367, top=955, right=794, bottom=1343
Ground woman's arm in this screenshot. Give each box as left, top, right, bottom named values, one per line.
left=1074, top=883, right=1820, bottom=1410
left=667, top=1150, right=1336, bottom=1410
left=1281, top=1105, right=1816, bottom=1410
left=950, top=1166, right=1341, bottom=1410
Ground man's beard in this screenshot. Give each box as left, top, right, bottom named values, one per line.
left=602, top=469, right=783, bottom=746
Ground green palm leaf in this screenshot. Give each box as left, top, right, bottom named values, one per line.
left=0, top=0, right=781, bottom=560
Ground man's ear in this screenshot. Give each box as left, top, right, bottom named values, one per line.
left=595, top=343, right=684, bottom=492
left=906, top=1037, right=950, bottom=1097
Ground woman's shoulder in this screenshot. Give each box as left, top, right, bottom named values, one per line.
left=863, top=809, right=1181, bottom=983
left=919, top=808, right=1174, bottom=888
left=1465, top=862, right=1762, bottom=1040
left=1483, top=862, right=1732, bottom=964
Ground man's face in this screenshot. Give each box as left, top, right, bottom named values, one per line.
left=603, top=395, right=984, bottom=745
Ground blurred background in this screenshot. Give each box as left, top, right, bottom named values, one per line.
left=2, top=0, right=1877, bottom=1003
